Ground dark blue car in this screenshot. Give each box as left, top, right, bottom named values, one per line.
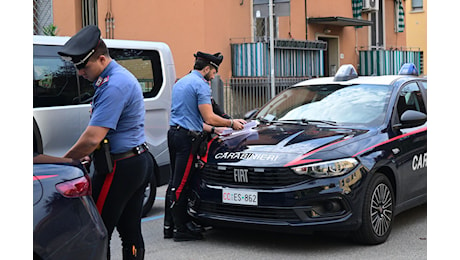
left=189, top=64, right=427, bottom=245
left=33, top=161, right=108, bottom=259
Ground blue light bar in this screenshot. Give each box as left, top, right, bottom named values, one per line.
left=398, top=63, right=419, bottom=76
left=334, top=64, right=358, bottom=81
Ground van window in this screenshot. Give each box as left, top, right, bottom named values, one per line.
left=109, top=48, right=164, bottom=98
left=33, top=45, right=94, bottom=108
left=33, top=45, right=164, bottom=108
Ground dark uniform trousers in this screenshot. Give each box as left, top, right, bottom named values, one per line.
left=92, top=151, right=153, bottom=259
left=164, top=126, right=201, bottom=233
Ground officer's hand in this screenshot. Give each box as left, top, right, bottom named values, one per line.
left=231, top=119, right=246, bottom=130
left=80, top=156, right=92, bottom=172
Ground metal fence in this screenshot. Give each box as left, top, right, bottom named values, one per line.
left=33, top=0, right=53, bottom=35
left=223, top=77, right=310, bottom=119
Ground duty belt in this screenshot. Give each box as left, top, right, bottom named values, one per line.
left=111, top=143, right=149, bottom=161
left=170, top=125, right=203, bottom=139
left=170, top=125, right=190, bottom=132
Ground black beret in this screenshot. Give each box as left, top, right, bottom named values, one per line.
left=58, top=25, right=101, bottom=69
left=194, top=51, right=223, bottom=71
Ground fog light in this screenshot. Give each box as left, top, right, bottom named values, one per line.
left=324, top=201, right=342, bottom=212
left=308, top=200, right=344, bottom=218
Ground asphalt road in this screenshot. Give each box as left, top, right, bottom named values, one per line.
left=110, top=185, right=427, bottom=260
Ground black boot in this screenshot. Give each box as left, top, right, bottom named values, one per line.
left=173, top=227, right=203, bottom=242
left=122, top=246, right=145, bottom=260
left=173, top=223, right=204, bottom=242
left=185, top=221, right=205, bottom=233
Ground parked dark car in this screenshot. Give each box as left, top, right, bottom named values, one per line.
left=33, top=160, right=108, bottom=259
left=189, top=63, right=427, bottom=245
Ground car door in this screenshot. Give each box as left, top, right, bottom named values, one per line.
left=391, top=81, right=427, bottom=205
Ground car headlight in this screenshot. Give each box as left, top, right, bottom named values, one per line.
left=291, top=158, right=358, bottom=178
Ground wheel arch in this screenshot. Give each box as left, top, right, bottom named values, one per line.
left=375, top=166, right=397, bottom=200
left=33, top=117, right=43, bottom=154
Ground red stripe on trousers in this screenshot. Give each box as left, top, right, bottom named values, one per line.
left=175, top=151, right=194, bottom=200
left=96, top=161, right=117, bottom=214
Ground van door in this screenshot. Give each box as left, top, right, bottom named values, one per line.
left=33, top=44, right=94, bottom=156
left=33, top=41, right=174, bottom=184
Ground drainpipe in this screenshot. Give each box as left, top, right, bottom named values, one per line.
left=105, top=0, right=114, bottom=39
left=305, top=0, right=308, bottom=40
left=269, top=0, right=275, bottom=99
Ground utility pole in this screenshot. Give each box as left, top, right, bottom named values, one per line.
left=269, top=0, right=276, bottom=99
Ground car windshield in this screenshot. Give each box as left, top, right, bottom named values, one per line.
left=256, top=84, right=392, bottom=126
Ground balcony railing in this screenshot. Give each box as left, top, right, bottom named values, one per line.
left=359, top=48, right=424, bottom=76
left=231, top=40, right=327, bottom=78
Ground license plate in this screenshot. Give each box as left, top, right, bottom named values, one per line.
left=222, top=188, right=258, bottom=206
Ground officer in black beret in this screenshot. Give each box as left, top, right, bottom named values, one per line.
left=59, top=25, right=153, bottom=259
left=164, top=51, right=246, bottom=241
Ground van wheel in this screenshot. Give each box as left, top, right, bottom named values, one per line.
left=142, top=173, right=157, bottom=217
left=353, top=173, right=394, bottom=245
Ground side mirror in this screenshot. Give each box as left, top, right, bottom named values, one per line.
left=393, top=110, right=427, bottom=130
left=244, top=109, right=259, bottom=120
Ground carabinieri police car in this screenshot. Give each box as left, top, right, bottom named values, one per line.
left=189, top=63, right=427, bottom=245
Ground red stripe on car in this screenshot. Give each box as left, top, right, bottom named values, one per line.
left=352, top=127, right=427, bottom=157
left=33, top=175, right=58, bottom=181
left=284, top=139, right=348, bottom=167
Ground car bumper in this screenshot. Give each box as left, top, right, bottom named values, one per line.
left=189, top=166, right=369, bottom=233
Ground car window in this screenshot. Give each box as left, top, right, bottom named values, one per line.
left=419, top=81, right=427, bottom=90
left=396, top=82, right=427, bottom=118
left=257, top=84, right=392, bottom=126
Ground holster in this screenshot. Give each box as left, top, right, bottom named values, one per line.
left=188, top=131, right=206, bottom=157
left=92, top=138, right=114, bottom=175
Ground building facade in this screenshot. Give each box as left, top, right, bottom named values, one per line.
left=405, top=0, right=427, bottom=74
left=34, top=0, right=425, bottom=82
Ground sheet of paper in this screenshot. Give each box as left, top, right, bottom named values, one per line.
left=219, top=120, right=258, bottom=136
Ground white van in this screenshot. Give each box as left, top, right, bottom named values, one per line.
left=33, top=35, right=176, bottom=215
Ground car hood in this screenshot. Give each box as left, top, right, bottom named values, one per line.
left=203, top=122, right=371, bottom=167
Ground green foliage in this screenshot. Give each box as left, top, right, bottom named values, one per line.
left=43, top=24, right=58, bottom=36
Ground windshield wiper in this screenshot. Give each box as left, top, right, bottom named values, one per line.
left=300, top=119, right=337, bottom=126
left=256, top=116, right=272, bottom=123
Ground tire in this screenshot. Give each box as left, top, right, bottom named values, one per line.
left=353, top=173, right=394, bottom=245
left=142, top=172, right=157, bottom=217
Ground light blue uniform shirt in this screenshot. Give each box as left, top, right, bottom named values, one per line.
left=169, top=70, right=211, bottom=131
left=89, top=60, right=146, bottom=153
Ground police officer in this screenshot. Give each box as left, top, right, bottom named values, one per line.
left=59, top=25, right=153, bottom=259
left=164, top=51, right=245, bottom=241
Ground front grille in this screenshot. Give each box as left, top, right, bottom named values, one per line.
left=201, top=165, right=310, bottom=187
left=199, top=202, right=300, bottom=221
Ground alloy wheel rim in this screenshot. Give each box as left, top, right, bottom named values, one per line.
left=370, top=183, right=393, bottom=236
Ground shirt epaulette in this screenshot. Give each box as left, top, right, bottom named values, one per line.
left=95, top=75, right=109, bottom=87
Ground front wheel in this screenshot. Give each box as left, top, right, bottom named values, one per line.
left=353, top=173, right=394, bottom=245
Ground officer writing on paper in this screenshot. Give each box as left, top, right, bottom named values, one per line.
left=58, top=25, right=153, bottom=259
left=164, top=51, right=246, bottom=241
